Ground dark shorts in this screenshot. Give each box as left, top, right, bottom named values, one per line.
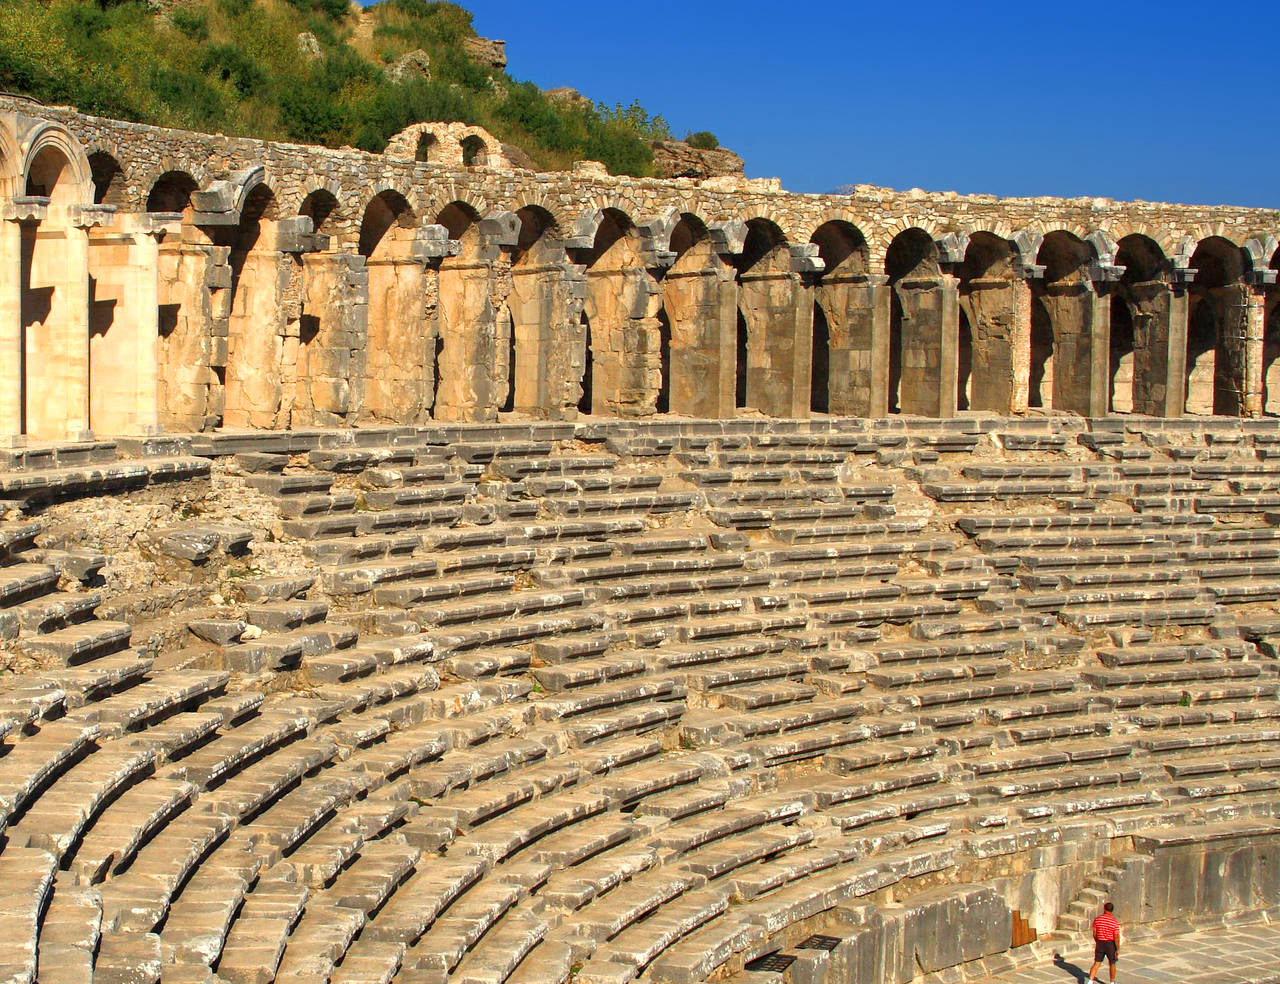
left=1094, top=940, right=1118, bottom=964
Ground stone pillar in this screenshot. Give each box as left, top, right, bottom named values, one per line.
left=1009, top=275, right=1032, bottom=414
left=22, top=209, right=92, bottom=440
left=895, top=274, right=958, bottom=418
left=509, top=259, right=587, bottom=419
left=817, top=273, right=889, bottom=418
left=158, top=239, right=225, bottom=432
left=584, top=264, right=663, bottom=418
left=223, top=248, right=287, bottom=429
left=1128, top=280, right=1187, bottom=418
left=661, top=262, right=738, bottom=418
left=1040, top=281, right=1109, bottom=417
left=1164, top=286, right=1189, bottom=418
left=1243, top=285, right=1269, bottom=417
left=0, top=207, right=27, bottom=440
left=961, top=275, right=1028, bottom=415
left=740, top=267, right=814, bottom=418
left=436, top=249, right=499, bottom=421
left=293, top=251, right=368, bottom=427
left=87, top=216, right=167, bottom=436
left=362, top=255, right=432, bottom=424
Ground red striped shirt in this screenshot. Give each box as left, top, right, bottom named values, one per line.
left=1093, top=913, right=1120, bottom=941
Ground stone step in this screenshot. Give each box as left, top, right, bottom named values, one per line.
left=15, top=621, right=132, bottom=665
left=0, top=563, right=60, bottom=606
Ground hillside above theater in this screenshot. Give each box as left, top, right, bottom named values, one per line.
left=0, top=0, right=732, bottom=177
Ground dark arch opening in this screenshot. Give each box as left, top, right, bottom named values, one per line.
left=500, top=306, right=515, bottom=414
left=437, top=201, right=479, bottom=241
left=1029, top=297, right=1054, bottom=409
left=300, top=189, right=339, bottom=237
left=656, top=309, right=671, bottom=414
left=461, top=135, right=487, bottom=167
left=810, top=221, right=869, bottom=276
left=1109, top=295, right=1135, bottom=413
left=669, top=213, right=709, bottom=260
left=359, top=190, right=414, bottom=258
left=514, top=205, right=556, bottom=259
left=578, top=312, right=593, bottom=414
left=432, top=334, right=444, bottom=416
left=811, top=302, right=830, bottom=413
left=146, top=170, right=198, bottom=214
left=415, top=133, right=437, bottom=163
left=957, top=307, right=973, bottom=411
left=88, top=152, right=124, bottom=206
left=735, top=310, right=748, bottom=409
left=1187, top=237, right=1247, bottom=415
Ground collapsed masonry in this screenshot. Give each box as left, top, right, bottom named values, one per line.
left=0, top=97, right=1277, bottom=445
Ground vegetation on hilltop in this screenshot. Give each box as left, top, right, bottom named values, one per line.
left=0, top=0, right=675, bottom=175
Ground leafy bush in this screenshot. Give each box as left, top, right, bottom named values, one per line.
left=171, top=8, right=209, bottom=41
left=201, top=43, right=265, bottom=97
left=685, top=130, right=719, bottom=150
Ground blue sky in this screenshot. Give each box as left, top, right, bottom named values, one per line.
left=364, top=1, right=1279, bottom=208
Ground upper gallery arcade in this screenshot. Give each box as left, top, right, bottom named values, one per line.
left=2, top=96, right=1279, bottom=443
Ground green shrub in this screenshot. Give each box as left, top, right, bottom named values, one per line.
left=685, top=130, right=719, bottom=150
left=201, top=42, right=265, bottom=97
left=171, top=8, right=209, bottom=40
left=282, top=0, right=348, bottom=19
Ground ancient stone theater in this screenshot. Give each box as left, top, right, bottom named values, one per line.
left=0, top=87, right=1279, bottom=984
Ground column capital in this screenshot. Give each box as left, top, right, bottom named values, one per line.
left=2, top=196, right=47, bottom=223
left=67, top=204, right=116, bottom=230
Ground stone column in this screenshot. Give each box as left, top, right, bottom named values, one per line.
left=23, top=208, right=93, bottom=440
left=961, top=274, right=1028, bottom=415
left=362, top=254, right=432, bottom=425
left=740, top=267, right=814, bottom=419
left=817, top=273, right=889, bottom=418
left=294, top=251, right=368, bottom=427
left=895, top=274, right=959, bottom=418
left=0, top=204, right=31, bottom=440
left=661, top=262, right=738, bottom=418
left=87, top=215, right=168, bottom=436
left=436, top=248, right=499, bottom=421
left=1243, top=285, right=1270, bottom=417
left=223, top=248, right=288, bottom=429
left=1128, top=280, right=1187, bottom=418
left=509, top=259, right=587, bottom=419
left=584, top=264, right=663, bottom=418
left=1041, top=281, right=1109, bottom=418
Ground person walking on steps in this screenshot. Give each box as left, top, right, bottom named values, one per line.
left=1087, top=901, right=1121, bottom=984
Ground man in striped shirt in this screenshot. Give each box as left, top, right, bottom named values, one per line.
left=1087, top=902, right=1121, bottom=984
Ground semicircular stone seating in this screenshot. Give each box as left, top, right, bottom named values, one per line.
left=1, top=416, right=1279, bottom=984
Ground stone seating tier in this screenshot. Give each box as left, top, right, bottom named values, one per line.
left=3, top=416, right=1280, bottom=984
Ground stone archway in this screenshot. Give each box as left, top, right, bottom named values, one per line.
left=955, top=232, right=1027, bottom=414
left=435, top=201, right=499, bottom=421
left=1111, top=235, right=1180, bottom=416
left=811, top=220, right=885, bottom=417
left=150, top=170, right=213, bottom=432
left=581, top=208, right=662, bottom=418
left=19, top=136, right=93, bottom=439
left=360, top=189, right=432, bottom=425
left=886, top=228, right=957, bottom=417
left=507, top=206, right=586, bottom=419
left=660, top=214, right=737, bottom=417
left=1185, top=237, right=1248, bottom=416
left=221, top=183, right=288, bottom=429
left=1030, top=231, right=1107, bottom=416
left=735, top=219, right=813, bottom=417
